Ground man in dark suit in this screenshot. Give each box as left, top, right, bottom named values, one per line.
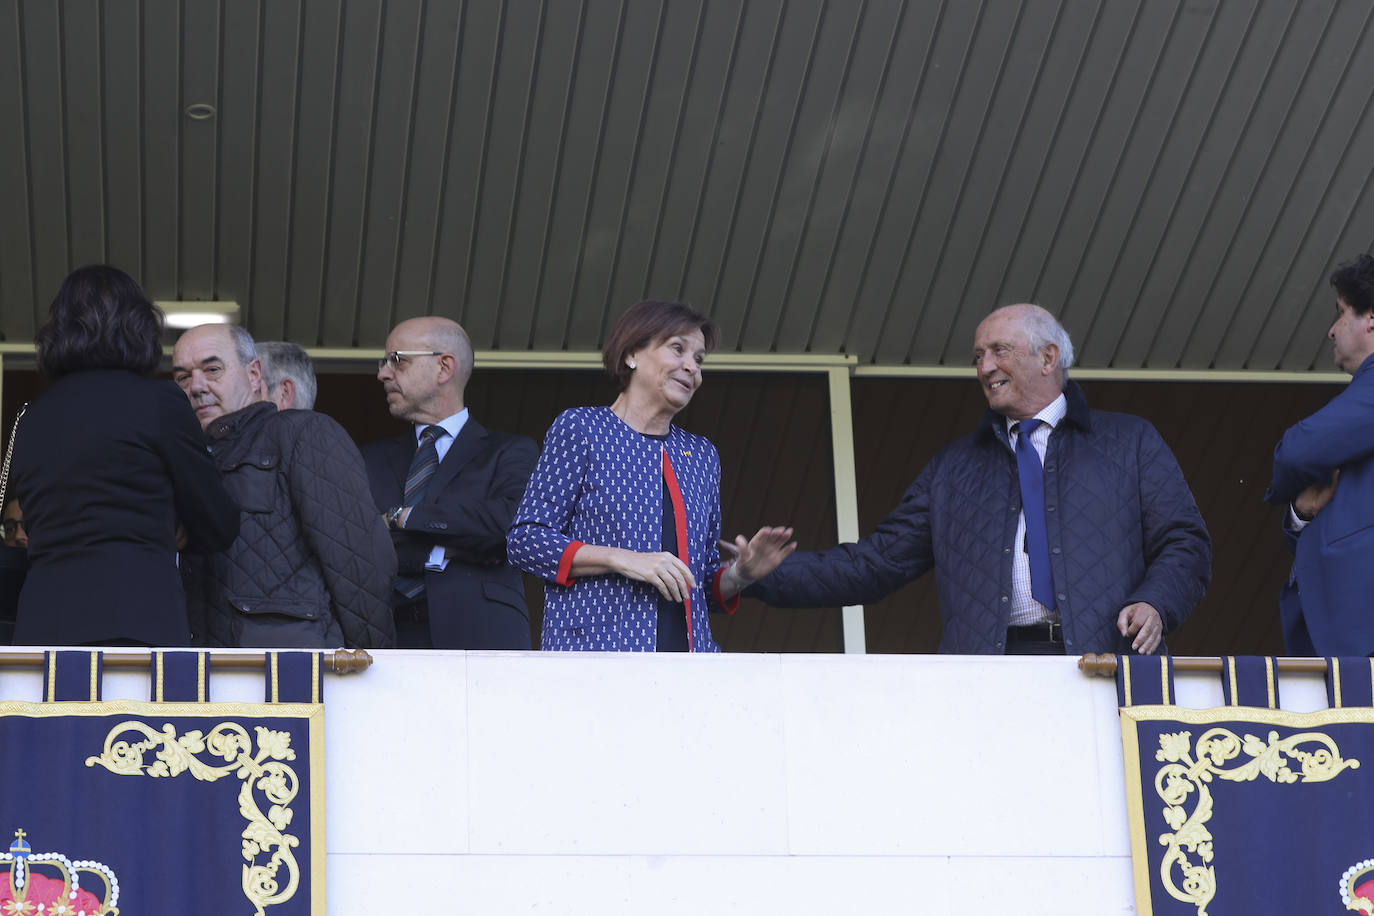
left=1267, top=253, right=1374, bottom=655
left=361, top=317, right=538, bottom=648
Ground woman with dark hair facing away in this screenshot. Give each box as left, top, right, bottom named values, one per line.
left=507, top=299, right=795, bottom=651
left=8, top=265, right=239, bottom=646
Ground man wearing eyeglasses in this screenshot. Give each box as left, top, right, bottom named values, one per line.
left=361, top=317, right=539, bottom=648
left=2, top=501, right=26, bottom=550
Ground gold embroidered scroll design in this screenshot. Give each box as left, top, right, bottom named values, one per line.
left=1154, top=728, right=1359, bottom=916
left=83, top=721, right=300, bottom=916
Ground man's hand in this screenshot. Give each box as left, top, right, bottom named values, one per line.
left=1118, top=602, right=1163, bottom=654
left=717, top=526, right=797, bottom=598
left=1294, top=469, right=1340, bottom=521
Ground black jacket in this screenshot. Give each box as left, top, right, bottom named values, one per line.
left=11, top=370, right=239, bottom=645
left=183, top=402, right=397, bottom=648
left=361, top=417, right=537, bottom=648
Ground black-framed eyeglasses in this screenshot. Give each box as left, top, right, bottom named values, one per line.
left=2, top=519, right=24, bottom=536
left=378, top=350, right=444, bottom=371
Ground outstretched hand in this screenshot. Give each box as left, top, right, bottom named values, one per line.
left=718, top=526, right=797, bottom=598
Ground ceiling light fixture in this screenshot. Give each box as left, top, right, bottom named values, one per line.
left=156, top=301, right=240, bottom=329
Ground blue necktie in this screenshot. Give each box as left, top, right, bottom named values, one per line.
left=1014, top=419, right=1056, bottom=610
left=397, top=425, right=445, bottom=600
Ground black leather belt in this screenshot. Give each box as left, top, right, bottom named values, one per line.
left=1007, top=622, right=1063, bottom=644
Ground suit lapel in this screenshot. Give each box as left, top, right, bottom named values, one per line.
left=423, top=417, right=489, bottom=499
left=385, top=433, right=413, bottom=496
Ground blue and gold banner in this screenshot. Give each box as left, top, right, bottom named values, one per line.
left=1118, top=655, right=1374, bottom=914
left=0, top=651, right=324, bottom=915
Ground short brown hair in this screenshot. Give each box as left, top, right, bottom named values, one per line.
left=602, top=299, right=719, bottom=391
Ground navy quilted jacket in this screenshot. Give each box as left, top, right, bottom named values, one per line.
left=182, top=403, right=398, bottom=649
left=748, top=381, right=1210, bottom=654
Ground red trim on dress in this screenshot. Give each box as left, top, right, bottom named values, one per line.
left=713, top=567, right=740, bottom=615
left=556, top=541, right=584, bottom=587
left=661, top=449, right=694, bottom=652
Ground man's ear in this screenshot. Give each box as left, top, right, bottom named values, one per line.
left=278, top=377, right=296, bottom=409
left=1041, top=343, right=1060, bottom=375
left=436, top=352, right=457, bottom=384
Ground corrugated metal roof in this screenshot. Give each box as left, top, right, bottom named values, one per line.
left=2, top=0, right=1373, bottom=369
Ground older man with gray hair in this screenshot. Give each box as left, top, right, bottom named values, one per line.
left=740, top=304, right=1211, bottom=656
left=256, top=341, right=317, bottom=411
left=172, top=323, right=396, bottom=649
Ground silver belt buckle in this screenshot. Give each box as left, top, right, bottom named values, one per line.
left=1047, top=621, right=1062, bottom=642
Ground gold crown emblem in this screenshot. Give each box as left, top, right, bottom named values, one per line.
left=1342, top=858, right=1374, bottom=914
left=0, top=829, right=119, bottom=915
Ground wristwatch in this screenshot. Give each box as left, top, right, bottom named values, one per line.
left=384, top=506, right=405, bottom=530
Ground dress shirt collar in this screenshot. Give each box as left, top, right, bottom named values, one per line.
left=978, top=379, right=1091, bottom=447
left=416, top=409, right=469, bottom=445
left=1005, top=393, right=1067, bottom=440
left=416, top=410, right=469, bottom=464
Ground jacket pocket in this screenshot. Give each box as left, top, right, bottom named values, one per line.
left=1321, top=496, right=1374, bottom=548
left=221, top=453, right=281, bottom=513
left=231, top=596, right=323, bottom=621
left=482, top=581, right=529, bottom=618
left=229, top=595, right=337, bottom=648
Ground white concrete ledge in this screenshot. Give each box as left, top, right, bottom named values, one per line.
left=16, top=649, right=1325, bottom=913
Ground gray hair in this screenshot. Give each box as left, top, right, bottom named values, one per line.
left=429, top=321, right=474, bottom=388
left=225, top=324, right=259, bottom=367
left=257, top=340, right=317, bottom=410
left=1018, top=305, right=1075, bottom=373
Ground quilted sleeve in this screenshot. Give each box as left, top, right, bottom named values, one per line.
left=507, top=410, right=589, bottom=585
left=287, top=413, right=398, bottom=648
left=1123, top=424, right=1211, bottom=633
left=746, top=462, right=936, bottom=608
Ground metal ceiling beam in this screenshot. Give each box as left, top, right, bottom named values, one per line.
left=0, top=342, right=1348, bottom=382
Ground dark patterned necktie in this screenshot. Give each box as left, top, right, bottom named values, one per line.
left=396, top=425, right=445, bottom=600
left=404, top=425, right=445, bottom=506
left=1014, top=419, right=1056, bottom=610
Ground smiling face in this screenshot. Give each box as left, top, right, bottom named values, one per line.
left=972, top=309, right=1063, bottom=421
left=172, top=325, right=263, bottom=430
left=626, top=328, right=707, bottom=416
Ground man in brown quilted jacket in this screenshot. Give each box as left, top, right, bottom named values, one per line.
left=171, top=324, right=397, bottom=648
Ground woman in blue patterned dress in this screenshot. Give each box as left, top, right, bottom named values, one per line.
left=508, top=300, right=795, bottom=651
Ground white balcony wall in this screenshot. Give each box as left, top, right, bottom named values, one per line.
left=7, top=651, right=1329, bottom=915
